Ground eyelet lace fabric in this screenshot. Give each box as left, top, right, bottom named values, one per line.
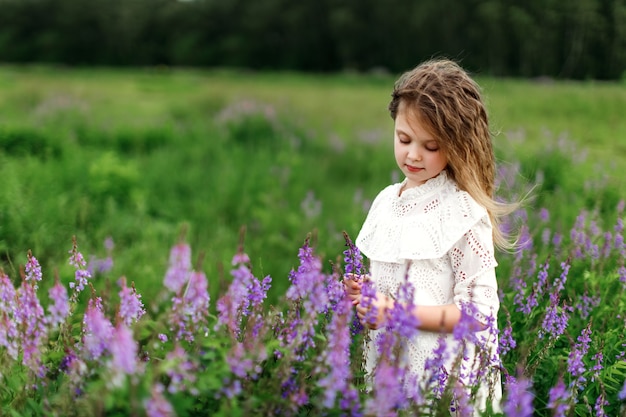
left=356, top=172, right=502, bottom=412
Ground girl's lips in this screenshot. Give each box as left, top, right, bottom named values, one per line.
left=406, top=165, right=423, bottom=172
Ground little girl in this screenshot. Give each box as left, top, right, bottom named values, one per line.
left=345, top=59, right=514, bottom=413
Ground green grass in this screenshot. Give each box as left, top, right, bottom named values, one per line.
left=0, top=65, right=624, bottom=304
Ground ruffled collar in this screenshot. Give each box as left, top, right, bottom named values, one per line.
left=396, top=171, right=449, bottom=201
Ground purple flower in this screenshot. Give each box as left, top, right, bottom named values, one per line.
left=0, top=270, right=17, bottom=313
left=164, top=242, right=192, bottom=293
left=567, top=324, right=592, bottom=391
left=365, top=360, right=407, bottom=415
left=47, top=277, right=70, bottom=328
left=575, top=293, right=600, bottom=320
left=450, top=381, right=474, bottom=416
left=452, top=302, right=481, bottom=346
left=503, top=375, right=534, bottom=417
left=68, top=237, right=87, bottom=269
left=171, top=270, right=211, bottom=342
left=0, top=312, right=19, bottom=360
left=216, top=253, right=269, bottom=339
left=539, top=208, right=550, bottom=222
left=619, top=266, right=626, bottom=288
left=118, top=277, right=145, bottom=326
left=317, top=298, right=356, bottom=409
left=25, top=251, right=42, bottom=284
left=68, top=238, right=91, bottom=297
left=83, top=300, right=114, bottom=360
left=164, top=344, right=197, bottom=394
left=109, top=323, right=138, bottom=376
left=539, top=293, right=569, bottom=340
left=231, top=251, right=250, bottom=265
left=16, top=278, right=47, bottom=376
left=547, top=378, right=571, bottom=416
left=343, top=231, right=364, bottom=277
left=285, top=240, right=329, bottom=314
left=145, top=383, right=175, bottom=417
left=594, top=393, right=608, bottom=416
left=499, top=311, right=516, bottom=356
left=618, top=378, right=626, bottom=400
left=423, top=337, right=451, bottom=397
left=359, top=278, right=379, bottom=327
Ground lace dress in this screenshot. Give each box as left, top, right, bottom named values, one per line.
left=355, top=171, right=502, bottom=413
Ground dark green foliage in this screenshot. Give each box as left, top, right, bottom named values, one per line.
left=0, top=127, right=63, bottom=159
left=0, top=0, right=625, bottom=79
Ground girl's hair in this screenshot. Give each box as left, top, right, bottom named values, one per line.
left=389, top=58, right=517, bottom=250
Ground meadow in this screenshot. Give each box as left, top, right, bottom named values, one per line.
left=0, top=65, right=625, bottom=415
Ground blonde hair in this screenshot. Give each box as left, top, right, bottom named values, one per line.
left=389, top=58, right=517, bottom=250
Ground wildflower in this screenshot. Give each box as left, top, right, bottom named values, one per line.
left=365, top=360, right=407, bottom=415
left=158, top=333, right=168, bottom=343
left=619, top=378, right=626, bottom=400
left=16, top=278, right=47, bottom=376
left=216, top=252, right=269, bottom=339
left=567, top=324, right=592, bottom=391
left=47, top=276, right=70, bottom=328
left=25, top=251, right=42, bottom=284
left=450, top=381, right=475, bottom=417
left=317, top=298, right=356, bottom=409
left=0, top=270, right=17, bottom=312
left=423, top=337, right=451, bottom=398
left=164, top=242, right=192, bottom=294
left=359, top=278, right=379, bottom=327
left=539, top=208, right=550, bottom=222
left=83, top=300, right=114, bottom=360
left=68, top=239, right=91, bottom=295
left=0, top=313, right=19, bottom=360
left=109, top=323, right=139, bottom=382
left=594, top=393, right=608, bottom=416
left=452, top=302, right=481, bottom=346
left=590, top=352, right=603, bottom=382
left=575, top=293, right=600, bottom=320
left=343, top=231, right=364, bottom=277
left=503, top=375, right=534, bottom=417
left=145, top=383, right=176, bottom=417
left=118, top=277, right=145, bottom=326
left=285, top=240, right=329, bottom=314
left=547, top=378, right=571, bottom=417
left=164, top=344, right=197, bottom=394
left=171, top=270, right=211, bottom=341
left=539, top=292, right=569, bottom=339
left=499, top=311, right=516, bottom=356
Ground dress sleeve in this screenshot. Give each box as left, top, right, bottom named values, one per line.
left=450, top=216, right=500, bottom=324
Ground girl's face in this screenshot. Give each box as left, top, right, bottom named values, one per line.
left=393, top=103, right=448, bottom=191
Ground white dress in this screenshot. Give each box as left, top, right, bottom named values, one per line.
left=355, top=171, right=502, bottom=413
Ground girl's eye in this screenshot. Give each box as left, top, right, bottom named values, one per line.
left=426, top=146, right=439, bottom=152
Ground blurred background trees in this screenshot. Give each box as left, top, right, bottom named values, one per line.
left=0, top=0, right=624, bottom=79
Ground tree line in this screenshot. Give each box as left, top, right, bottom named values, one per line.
left=1, top=0, right=625, bottom=80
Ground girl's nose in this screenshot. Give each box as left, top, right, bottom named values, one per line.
left=409, top=146, right=422, bottom=162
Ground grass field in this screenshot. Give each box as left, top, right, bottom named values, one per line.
left=0, top=65, right=625, bottom=416
left=0, top=64, right=625, bottom=302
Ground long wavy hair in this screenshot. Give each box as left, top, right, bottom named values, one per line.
left=389, top=58, right=517, bottom=250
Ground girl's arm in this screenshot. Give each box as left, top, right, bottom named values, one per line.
left=355, top=292, right=462, bottom=332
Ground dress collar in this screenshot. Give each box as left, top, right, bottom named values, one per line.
left=397, top=171, right=449, bottom=200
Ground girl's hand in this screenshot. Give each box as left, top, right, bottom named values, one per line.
left=356, top=291, right=394, bottom=330
left=343, top=274, right=363, bottom=303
